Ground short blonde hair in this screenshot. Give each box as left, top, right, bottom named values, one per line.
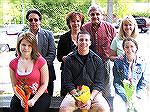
left=119, top=15, right=139, bottom=39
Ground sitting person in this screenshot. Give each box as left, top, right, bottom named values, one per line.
left=113, top=38, right=148, bottom=112
left=9, top=32, right=50, bottom=112
left=59, top=31, right=110, bottom=112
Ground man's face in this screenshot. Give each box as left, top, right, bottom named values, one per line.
left=77, top=34, right=91, bottom=53
left=89, top=10, right=103, bottom=24
left=28, top=13, right=41, bottom=31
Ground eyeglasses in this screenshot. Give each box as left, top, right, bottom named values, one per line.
left=90, top=13, right=100, bottom=17
left=28, top=18, right=39, bottom=22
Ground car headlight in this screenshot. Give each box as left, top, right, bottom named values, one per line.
left=0, top=44, right=10, bottom=53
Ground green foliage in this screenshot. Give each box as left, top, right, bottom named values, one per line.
left=0, top=0, right=149, bottom=33
left=30, top=0, right=91, bottom=33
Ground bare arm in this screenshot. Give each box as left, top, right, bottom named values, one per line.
left=28, top=63, right=49, bottom=107
left=9, top=68, right=22, bottom=100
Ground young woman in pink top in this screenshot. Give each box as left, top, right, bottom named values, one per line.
left=9, top=32, right=50, bottom=112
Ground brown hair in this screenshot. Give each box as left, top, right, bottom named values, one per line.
left=66, top=11, right=84, bottom=29
left=16, top=32, right=40, bottom=60
left=122, top=37, right=138, bottom=51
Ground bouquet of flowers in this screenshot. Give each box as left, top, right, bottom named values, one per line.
left=122, top=78, right=135, bottom=112
left=15, top=78, right=32, bottom=112
left=72, top=85, right=90, bottom=112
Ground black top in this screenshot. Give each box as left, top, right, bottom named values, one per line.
left=57, top=31, right=77, bottom=70
left=63, top=50, right=105, bottom=93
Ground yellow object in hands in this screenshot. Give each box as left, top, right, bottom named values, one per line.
left=74, top=85, right=90, bottom=103
left=73, top=85, right=91, bottom=112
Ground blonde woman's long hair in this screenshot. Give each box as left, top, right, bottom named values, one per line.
left=119, top=15, right=139, bottom=40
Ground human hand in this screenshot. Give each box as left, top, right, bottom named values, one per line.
left=117, top=56, right=124, bottom=60
left=62, top=56, right=67, bottom=62
left=21, top=99, right=26, bottom=108
left=28, top=98, right=36, bottom=107
left=75, top=100, right=91, bottom=110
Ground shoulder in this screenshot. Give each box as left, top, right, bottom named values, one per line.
left=40, top=28, right=54, bottom=37
left=9, top=57, right=19, bottom=70
left=9, top=57, right=19, bottom=64
left=35, top=56, right=47, bottom=67
left=89, top=50, right=103, bottom=63
left=112, top=36, right=122, bottom=43
left=82, top=22, right=92, bottom=28
left=59, top=31, right=71, bottom=40
left=40, top=28, right=53, bottom=33
left=136, top=54, right=146, bottom=65
left=65, top=51, right=76, bottom=62
left=101, top=21, right=114, bottom=27
left=114, top=57, right=124, bottom=66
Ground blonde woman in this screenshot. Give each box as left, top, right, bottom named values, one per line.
left=110, top=15, right=139, bottom=61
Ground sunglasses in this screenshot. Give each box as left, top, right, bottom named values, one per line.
left=90, top=13, right=100, bottom=17
left=28, top=18, right=39, bottom=22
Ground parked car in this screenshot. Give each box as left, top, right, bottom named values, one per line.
left=135, top=17, right=150, bottom=33
left=6, top=24, right=24, bottom=35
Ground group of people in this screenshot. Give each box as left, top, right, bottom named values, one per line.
left=9, top=3, right=149, bottom=112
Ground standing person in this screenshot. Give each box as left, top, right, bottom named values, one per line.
left=9, top=32, right=51, bottom=112
left=26, top=9, right=56, bottom=96
left=82, top=4, right=116, bottom=105
left=110, top=15, right=139, bottom=61
left=59, top=31, right=110, bottom=112
left=113, top=38, right=148, bottom=112
left=57, top=11, right=84, bottom=96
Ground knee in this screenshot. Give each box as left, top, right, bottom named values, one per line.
left=98, top=107, right=110, bottom=112
left=59, top=107, right=72, bottom=112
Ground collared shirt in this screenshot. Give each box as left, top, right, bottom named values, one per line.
left=28, top=27, right=41, bottom=44
left=82, top=21, right=116, bottom=62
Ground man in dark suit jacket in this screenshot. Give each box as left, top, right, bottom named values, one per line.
left=26, top=9, right=56, bottom=96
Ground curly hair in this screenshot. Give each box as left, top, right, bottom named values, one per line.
left=66, top=11, right=84, bottom=29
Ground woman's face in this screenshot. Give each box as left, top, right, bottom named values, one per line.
left=20, top=39, right=32, bottom=57
left=69, top=15, right=82, bottom=31
left=123, top=21, right=135, bottom=37
left=123, top=40, right=137, bottom=58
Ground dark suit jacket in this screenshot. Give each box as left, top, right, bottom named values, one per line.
left=37, top=28, right=56, bottom=81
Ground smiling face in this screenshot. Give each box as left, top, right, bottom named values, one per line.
left=77, top=33, right=91, bottom=55
left=123, top=40, right=137, bottom=60
left=20, top=39, right=32, bottom=58
left=28, top=13, right=41, bottom=32
left=70, top=15, right=82, bottom=31
left=89, top=10, right=103, bottom=24
left=123, top=21, right=135, bottom=37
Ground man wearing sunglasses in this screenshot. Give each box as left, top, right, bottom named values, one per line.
left=82, top=4, right=116, bottom=112
left=26, top=9, right=56, bottom=97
